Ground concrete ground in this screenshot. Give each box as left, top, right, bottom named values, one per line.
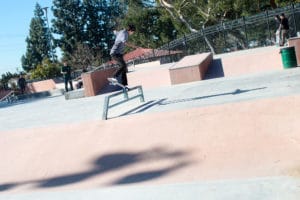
left=1, top=47, right=300, bottom=199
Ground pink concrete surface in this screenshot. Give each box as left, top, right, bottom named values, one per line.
left=79, top=47, right=284, bottom=93
left=1, top=95, right=300, bottom=193
left=82, top=68, right=115, bottom=97
left=288, top=37, right=300, bottom=66
left=26, top=79, right=56, bottom=93
left=215, top=47, right=283, bottom=77
left=169, top=53, right=212, bottom=85
left=127, top=47, right=283, bottom=89
left=128, top=68, right=171, bottom=90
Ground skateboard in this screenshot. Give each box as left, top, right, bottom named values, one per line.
left=107, top=78, right=129, bottom=91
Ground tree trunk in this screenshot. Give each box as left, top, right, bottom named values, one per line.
left=158, top=0, right=216, bottom=54
left=270, top=0, right=277, bottom=9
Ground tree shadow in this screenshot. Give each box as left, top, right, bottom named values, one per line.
left=0, top=183, right=17, bottom=192
left=27, top=146, right=191, bottom=189
left=2, top=147, right=189, bottom=192
left=110, top=161, right=190, bottom=185
left=98, top=83, right=122, bottom=95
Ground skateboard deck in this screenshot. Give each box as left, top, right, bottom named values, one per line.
left=107, top=78, right=127, bottom=90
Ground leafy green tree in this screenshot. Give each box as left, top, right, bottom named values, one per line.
left=155, top=0, right=294, bottom=53
left=22, top=3, right=52, bottom=71
left=52, top=0, right=85, bottom=60
left=275, top=0, right=300, bottom=7
left=0, top=72, right=19, bottom=90
left=113, top=0, right=176, bottom=51
left=123, top=7, right=176, bottom=49
left=30, top=59, right=61, bottom=80
left=83, top=0, right=119, bottom=58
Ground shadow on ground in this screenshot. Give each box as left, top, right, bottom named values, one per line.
left=0, top=146, right=192, bottom=192
left=0, top=94, right=63, bottom=109
left=205, top=59, right=225, bottom=80
left=113, top=87, right=267, bottom=118
left=98, top=83, right=122, bottom=95
left=159, top=87, right=267, bottom=105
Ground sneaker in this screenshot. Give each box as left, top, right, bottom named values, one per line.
left=124, top=86, right=130, bottom=91
left=107, top=77, right=118, bottom=83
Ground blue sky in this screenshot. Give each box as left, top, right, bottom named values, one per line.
left=0, top=1, right=54, bottom=75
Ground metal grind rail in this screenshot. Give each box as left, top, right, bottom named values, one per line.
left=102, top=86, right=145, bottom=120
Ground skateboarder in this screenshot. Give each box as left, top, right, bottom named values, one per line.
left=108, top=24, right=138, bottom=88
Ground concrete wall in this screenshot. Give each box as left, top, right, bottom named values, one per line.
left=128, top=67, right=171, bottom=89
left=82, top=68, right=115, bottom=97
left=212, top=46, right=283, bottom=78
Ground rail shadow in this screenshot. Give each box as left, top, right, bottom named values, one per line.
left=158, top=87, right=267, bottom=105
left=116, top=87, right=267, bottom=118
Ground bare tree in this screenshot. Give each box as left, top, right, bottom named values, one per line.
left=70, top=43, right=102, bottom=70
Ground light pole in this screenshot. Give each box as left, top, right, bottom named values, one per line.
left=42, top=7, right=55, bottom=61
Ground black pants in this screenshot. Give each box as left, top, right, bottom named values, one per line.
left=111, top=54, right=128, bottom=86
left=280, top=29, right=289, bottom=46
left=64, top=78, right=73, bottom=92
left=20, top=86, right=26, bottom=94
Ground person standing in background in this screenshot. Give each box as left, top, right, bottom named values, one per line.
left=279, top=13, right=289, bottom=46
left=61, top=61, right=73, bottom=92
left=17, top=74, right=26, bottom=94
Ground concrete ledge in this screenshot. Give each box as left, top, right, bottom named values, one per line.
left=288, top=37, right=300, bottom=66
left=213, top=46, right=282, bottom=77
left=27, top=79, right=57, bottom=93
left=17, top=89, right=64, bottom=100
left=82, top=68, right=115, bottom=97
left=169, top=52, right=213, bottom=85
left=64, top=88, right=85, bottom=100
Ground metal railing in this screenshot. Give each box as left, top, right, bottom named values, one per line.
left=158, top=3, right=300, bottom=56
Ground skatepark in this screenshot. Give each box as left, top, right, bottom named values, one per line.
left=1, top=45, right=300, bottom=199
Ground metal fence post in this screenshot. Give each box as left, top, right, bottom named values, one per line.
left=183, top=34, right=188, bottom=55
left=201, top=28, right=207, bottom=50
left=292, top=3, right=298, bottom=35
left=266, top=10, right=272, bottom=44
left=167, top=41, right=172, bottom=62
left=243, top=16, right=249, bottom=48
left=222, top=22, right=227, bottom=50
left=168, top=41, right=170, bottom=57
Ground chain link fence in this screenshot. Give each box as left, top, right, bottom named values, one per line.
left=132, top=3, right=300, bottom=65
